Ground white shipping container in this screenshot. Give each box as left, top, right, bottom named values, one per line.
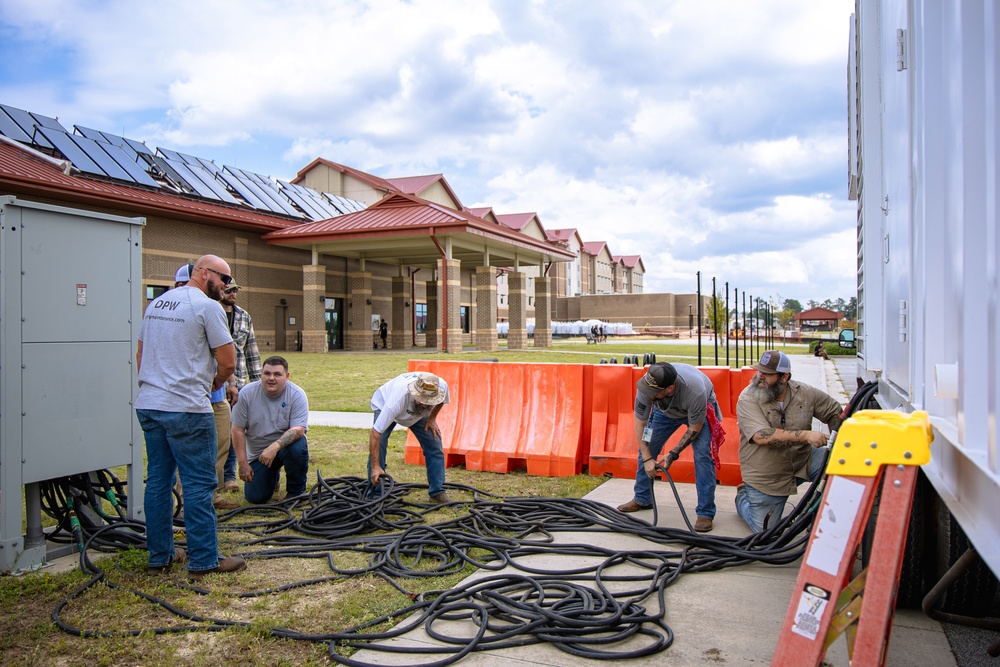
left=850, top=0, right=1000, bottom=604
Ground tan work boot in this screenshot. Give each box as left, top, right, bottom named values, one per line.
left=616, top=499, right=653, bottom=513
left=213, top=494, right=238, bottom=510
left=187, top=556, right=247, bottom=581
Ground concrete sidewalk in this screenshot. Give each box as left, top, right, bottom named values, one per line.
left=341, top=355, right=956, bottom=666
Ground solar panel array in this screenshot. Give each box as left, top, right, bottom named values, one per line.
left=0, top=103, right=364, bottom=222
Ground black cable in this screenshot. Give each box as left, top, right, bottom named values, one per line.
left=42, top=466, right=828, bottom=663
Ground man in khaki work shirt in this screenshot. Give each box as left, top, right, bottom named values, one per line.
left=735, top=350, right=843, bottom=532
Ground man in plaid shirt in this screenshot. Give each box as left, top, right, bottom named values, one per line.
left=220, top=283, right=261, bottom=491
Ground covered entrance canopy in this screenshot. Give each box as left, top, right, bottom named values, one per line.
left=263, top=192, right=575, bottom=353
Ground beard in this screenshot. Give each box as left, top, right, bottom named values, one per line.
left=207, top=281, right=224, bottom=300
left=746, top=373, right=786, bottom=403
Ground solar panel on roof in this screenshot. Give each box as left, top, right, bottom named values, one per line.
left=282, top=181, right=342, bottom=218
left=73, top=125, right=107, bottom=142
left=0, top=106, right=31, bottom=143
left=32, top=126, right=104, bottom=176
left=2, top=104, right=54, bottom=149
left=160, top=156, right=222, bottom=200
left=185, top=163, right=240, bottom=204
left=68, top=133, right=133, bottom=181
left=143, top=155, right=193, bottom=193
left=278, top=185, right=326, bottom=220
left=157, top=147, right=185, bottom=162
left=216, top=169, right=270, bottom=210
left=124, top=137, right=154, bottom=157
left=325, top=193, right=367, bottom=215
left=29, top=112, right=67, bottom=132
left=194, top=157, right=221, bottom=175
left=223, top=168, right=295, bottom=216
left=296, top=187, right=343, bottom=219
left=92, top=140, right=160, bottom=188
left=227, top=167, right=303, bottom=217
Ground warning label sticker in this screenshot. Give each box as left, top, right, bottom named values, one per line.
left=791, top=583, right=831, bottom=641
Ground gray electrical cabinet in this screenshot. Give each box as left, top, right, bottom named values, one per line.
left=0, top=197, right=145, bottom=572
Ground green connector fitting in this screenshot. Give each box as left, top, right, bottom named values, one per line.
left=105, top=489, right=119, bottom=506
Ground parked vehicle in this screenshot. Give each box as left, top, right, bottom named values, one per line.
left=837, top=328, right=855, bottom=349
left=849, top=1, right=999, bottom=614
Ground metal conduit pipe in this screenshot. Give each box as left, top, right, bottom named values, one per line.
left=921, top=545, right=1000, bottom=636
left=24, top=482, right=45, bottom=550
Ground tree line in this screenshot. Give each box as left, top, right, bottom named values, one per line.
left=702, top=296, right=858, bottom=335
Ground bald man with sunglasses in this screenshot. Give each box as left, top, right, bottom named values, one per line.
left=136, top=254, right=245, bottom=579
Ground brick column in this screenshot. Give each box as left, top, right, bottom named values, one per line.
left=424, top=280, right=438, bottom=349
left=390, top=275, right=412, bottom=350
left=474, top=266, right=498, bottom=351
left=441, top=258, right=463, bottom=354
left=301, top=264, right=327, bottom=353
left=507, top=271, right=528, bottom=349
left=533, top=276, right=552, bottom=348
left=345, top=271, right=373, bottom=351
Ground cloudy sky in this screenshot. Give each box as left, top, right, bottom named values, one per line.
left=0, top=0, right=856, bottom=306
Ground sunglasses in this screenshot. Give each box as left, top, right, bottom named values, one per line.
left=224, top=287, right=240, bottom=295
left=204, top=267, right=233, bottom=285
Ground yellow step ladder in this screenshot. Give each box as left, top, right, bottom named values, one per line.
left=772, top=410, right=932, bottom=667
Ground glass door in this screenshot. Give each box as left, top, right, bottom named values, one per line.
left=324, top=298, right=343, bottom=350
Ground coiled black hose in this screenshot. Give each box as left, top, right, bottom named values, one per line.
left=42, top=462, right=829, bottom=663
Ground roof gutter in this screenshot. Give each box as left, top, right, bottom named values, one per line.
left=429, top=228, right=448, bottom=352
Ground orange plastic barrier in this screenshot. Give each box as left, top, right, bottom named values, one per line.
left=403, top=361, right=585, bottom=476
left=398, top=360, right=754, bottom=483
left=403, top=360, right=475, bottom=468
left=587, top=365, right=644, bottom=478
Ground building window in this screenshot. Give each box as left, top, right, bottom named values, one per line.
left=460, top=306, right=470, bottom=333
left=146, top=285, right=168, bottom=303
left=415, top=303, right=427, bottom=334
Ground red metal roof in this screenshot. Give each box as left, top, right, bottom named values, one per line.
left=387, top=174, right=441, bottom=194
left=263, top=192, right=575, bottom=259
left=794, top=307, right=843, bottom=320
left=496, top=212, right=537, bottom=231
left=0, top=139, right=295, bottom=232
left=620, top=254, right=644, bottom=270
left=546, top=228, right=577, bottom=241
left=582, top=241, right=608, bottom=255
left=290, top=157, right=398, bottom=193
left=386, top=173, right=463, bottom=209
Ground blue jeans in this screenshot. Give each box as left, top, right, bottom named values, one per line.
left=368, top=411, right=445, bottom=496
left=243, top=437, right=309, bottom=504
left=137, top=409, right=219, bottom=572
left=735, top=446, right=828, bottom=532
left=223, top=444, right=237, bottom=483
left=633, top=402, right=721, bottom=519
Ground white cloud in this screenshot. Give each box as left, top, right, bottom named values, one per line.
left=0, top=0, right=858, bottom=304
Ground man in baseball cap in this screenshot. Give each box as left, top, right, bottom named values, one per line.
left=617, top=362, right=723, bottom=532
left=735, top=350, right=843, bottom=532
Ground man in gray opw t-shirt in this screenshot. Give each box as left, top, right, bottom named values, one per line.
left=231, top=356, right=309, bottom=504
left=135, top=254, right=246, bottom=580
